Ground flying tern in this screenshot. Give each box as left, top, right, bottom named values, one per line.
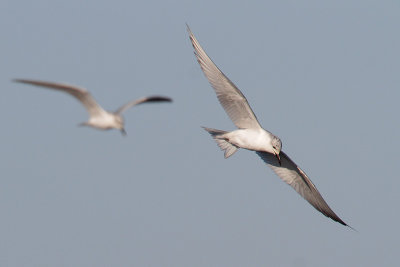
left=14, top=79, right=172, bottom=135
left=188, top=26, right=349, bottom=227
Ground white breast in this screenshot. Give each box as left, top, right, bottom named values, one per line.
left=226, top=128, right=274, bottom=153
left=88, top=113, right=118, bottom=129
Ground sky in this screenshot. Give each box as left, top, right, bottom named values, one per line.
left=1, top=0, right=399, bottom=266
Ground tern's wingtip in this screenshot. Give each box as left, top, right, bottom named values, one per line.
left=346, top=224, right=357, bottom=232
left=186, top=24, right=195, bottom=37
left=336, top=218, right=356, bottom=231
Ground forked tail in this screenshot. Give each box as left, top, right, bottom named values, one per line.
left=202, top=127, right=238, bottom=158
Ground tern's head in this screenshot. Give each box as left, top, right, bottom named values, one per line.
left=114, top=115, right=124, bottom=128
left=113, top=115, right=126, bottom=135
left=271, top=136, right=282, bottom=165
left=271, top=136, right=282, bottom=154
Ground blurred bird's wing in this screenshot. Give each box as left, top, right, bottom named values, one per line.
left=114, top=96, right=172, bottom=115
left=14, top=79, right=107, bottom=117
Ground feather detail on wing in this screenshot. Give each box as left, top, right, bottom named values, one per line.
left=187, top=26, right=261, bottom=130
left=256, top=151, right=348, bottom=226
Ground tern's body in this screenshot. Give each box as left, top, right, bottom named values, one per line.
left=188, top=25, right=350, bottom=227
left=83, top=112, right=123, bottom=130
left=14, top=79, right=172, bottom=134
left=219, top=128, right=274, bottom=153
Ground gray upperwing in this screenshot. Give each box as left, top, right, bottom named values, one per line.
left=256, top=150, right=349, bottom=227
left=13, top=79, right=107, bottom=117
left=114, top=96, right=172, bottom=115
left=188, top=26, right=261, bottom=130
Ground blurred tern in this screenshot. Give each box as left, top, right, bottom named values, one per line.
left=188, top=26, right=350, bottom=227
left=14, top=79, right=172, bottom=135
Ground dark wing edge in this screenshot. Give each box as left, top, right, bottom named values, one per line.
left=114, top=96, right=172, bottom=115
left=256, top=151, right=351, bottom=228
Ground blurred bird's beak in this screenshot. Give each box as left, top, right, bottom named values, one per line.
left=120, top=128, right=127, bottom=136
left=273, top=149, right=281, bottom=166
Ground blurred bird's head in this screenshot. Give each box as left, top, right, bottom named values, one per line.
left=114, top=116, right=126, bottom=136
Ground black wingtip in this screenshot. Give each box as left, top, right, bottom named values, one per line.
left=147, top=96, right=173, bottom=103
left=344, top=223, right=357, bottom=232
left=332, top=217, right=356, bottom=231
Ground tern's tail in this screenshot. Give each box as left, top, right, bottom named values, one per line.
left=202, top=127, right=238, bottom=158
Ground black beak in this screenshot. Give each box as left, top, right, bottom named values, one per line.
left=274, top=151, right=281, bottom=166
left=121, top=128, right=127, bottom=136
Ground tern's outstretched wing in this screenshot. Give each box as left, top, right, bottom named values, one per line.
left=114, top=96, right=172, bottom=115
left=257, top=151, right=349, bottom=227
left=188, top=26, right=261, bottom=130
left=14, top=79, right=107, bottom=117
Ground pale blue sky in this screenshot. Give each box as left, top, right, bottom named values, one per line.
left=1, top=1, right=399, bottom=266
